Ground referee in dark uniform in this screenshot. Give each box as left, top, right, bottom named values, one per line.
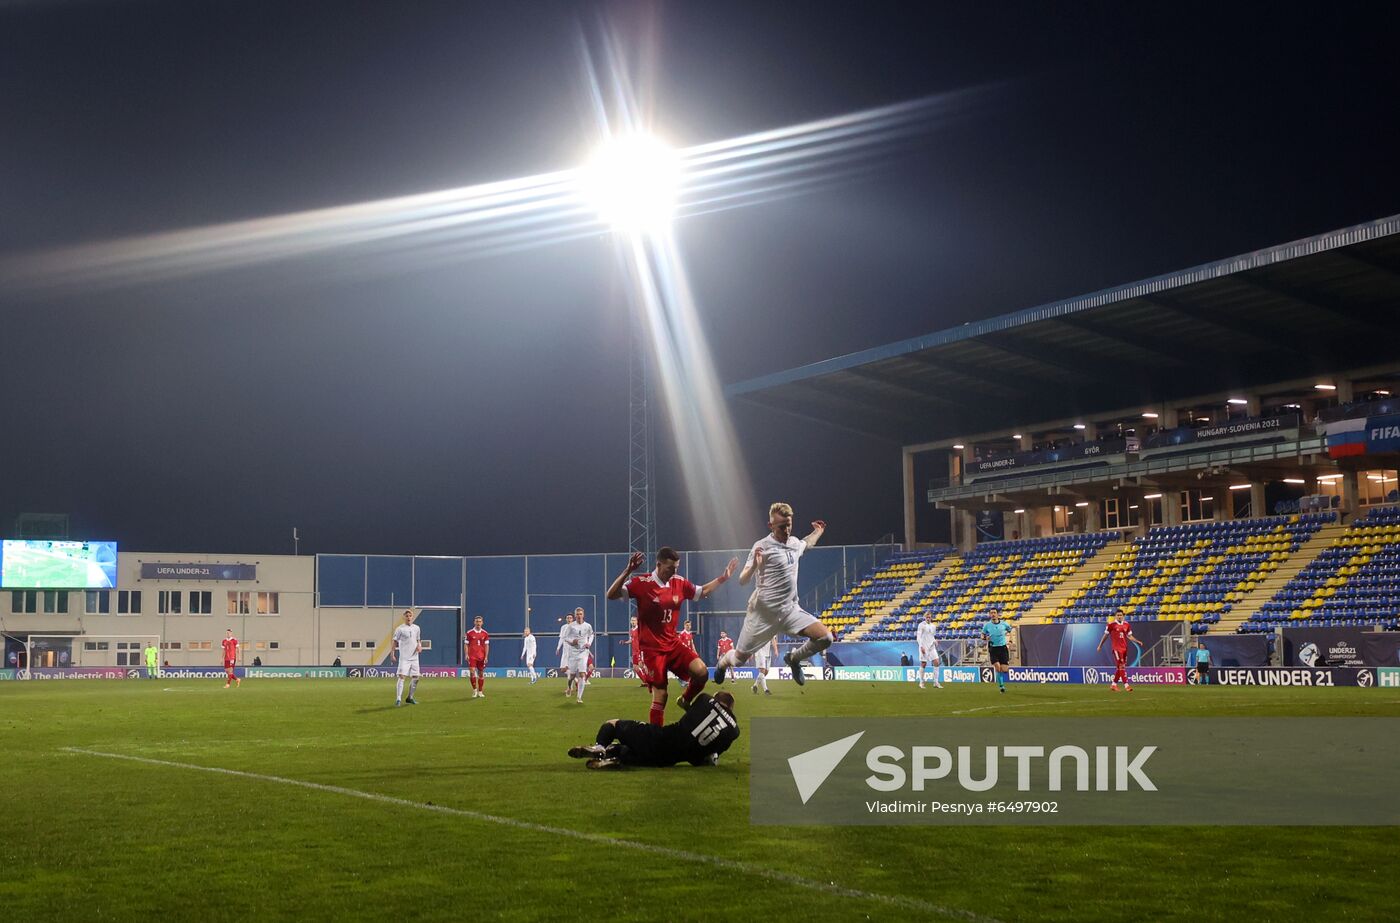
left=568, top=692, right=740, bottom=769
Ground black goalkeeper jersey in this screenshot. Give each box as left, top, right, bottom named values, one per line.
left=657, top=693, right=740, bottom=766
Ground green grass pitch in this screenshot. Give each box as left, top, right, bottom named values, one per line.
left=2, top=678, right=1398, bottom=922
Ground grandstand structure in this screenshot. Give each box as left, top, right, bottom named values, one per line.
left=729, top=215, right=1400, bottom=641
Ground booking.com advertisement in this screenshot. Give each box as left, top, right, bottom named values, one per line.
left=751, top=718, right=1400, bottom=825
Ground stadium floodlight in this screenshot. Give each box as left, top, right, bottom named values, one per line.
left=1013, top=508, right=1025, bottom=514
left=951, top=443, right=965, bottom=450
left=1227, top=398, right=1250, bottom=405
left=1229, top=484, right=1252, bottom=490
left=578, top=134, right=682, bottom=231
left=1141, top=412, right=1159, bottom=419
left=1143, top=493, right=1163, bottom=499
left=1316, top=474, right=1344, bottom=481
left=1376, top=390, right=1392, bottom=396
left=1314, top=383, right=1337, bottom=391
left=1072, top=423, right=1086, bottom=430
left=1074, top=501, right=1089, bottom=507
left=1283, top=478, right=1306, bottom=484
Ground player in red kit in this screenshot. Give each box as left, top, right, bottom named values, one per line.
left=1096, top=609, right=1140, bottom=692
left=716, top=631, right=734, bottom=662
left=606, top=547, right=737, bottom=727
left=221, top=629, right=240, bottom=688
left=678, top=620, right=694, bottom=653
left=465, top=616, right=490, bottom=699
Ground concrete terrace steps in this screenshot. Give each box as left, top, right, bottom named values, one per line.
left=1213, top=522, right=1351, bottom=633
left=1017, top=539, right=1131, bottom=626
left=843, top=555, right=958, bottom=641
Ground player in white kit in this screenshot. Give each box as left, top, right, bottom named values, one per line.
left=521, top=627, right=538, bottom=684
left=751, top=636, right=780, bottom=695
left=916, top=612, right=943, bottom=689
left=391, top=609, right=422, bottom=706
left=561, top=611, right=594, bottom=703
left=714, top=502, right=833, bottom=688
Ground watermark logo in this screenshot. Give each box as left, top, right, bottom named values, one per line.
left=788, top=732, right=865, bottom=804
left=751, top=717, right=1400, bottom=826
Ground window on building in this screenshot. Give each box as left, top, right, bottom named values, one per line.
left=1051, top=505, right=1072, bottom=534
left=85, top=590, right=111, bottom=615
left=268, top=641, right=279, bottom=650
left=335, top=641, right=346, bottom=649
left=43, top=591, right=69, bottom=614
left=118, top=590, right=142, bottom=614
left=161, top=641, right=182, bottom=650
left=421, top=640, right=433, bottom=650
left=257, top=592, right=279, bottom=615
left=1180, top=490, right=1215, bottom=523
left=11, top=590, right=37, bottom=614
left=227, top=591, right=251, bottom=615
left=159, top=591, right=182, bottom=614
left=1360, top=469, right=1399, bottom=505
left=350, top=641, right=361, bottom=649
left=189, top=591, right=212, bottom=615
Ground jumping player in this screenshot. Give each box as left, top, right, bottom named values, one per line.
left=521, top=627, right=538, bottom=684
left=606, top=547, right=737, bottom=726
left=714, top=503, right=832, bottom=687
left=751, top=636, right=779, bottom=695
left=567, top=691, right=740, bottom=770
left=221, top=629, right=240, bottom=688
left=916, top=611, right=943, bottom=689
left=464, top=616, right=490, bottom=698
left=981, top=609, right=1011, bottom=693
left=391, top=608, right=421, bottom=706
left=1097, top=609, right=1139, bottom=691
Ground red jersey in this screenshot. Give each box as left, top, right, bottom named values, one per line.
left=629, top=627, right=641, bottom=658
left=717, top=637, right=734, bottom=657
left=465, top=628, right=490, bottom=661
left=1106, top=621, right=1132, bottom=652
left=624, top=572, right=698, bottom=653
left=678, top=629, right=694, bottom=650
left=221, top=637, right=238, bottom=663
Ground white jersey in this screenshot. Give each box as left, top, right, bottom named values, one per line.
left=916, top=620, right=939, bottom=650
left=521, top=634, right=537, bottom=662
left=561, top=620, right=594, bottom=672
left=746, top=533, right=807, bottom=611
left=392, top=623, right=421, bottom=659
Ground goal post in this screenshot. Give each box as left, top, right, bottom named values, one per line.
left=23, top=634, right=163, bottom=678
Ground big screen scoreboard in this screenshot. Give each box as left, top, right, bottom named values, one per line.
left=0, top=540, right=118, bottom=589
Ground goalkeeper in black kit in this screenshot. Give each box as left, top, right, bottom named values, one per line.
left=568, top=692, right=740, bottom=770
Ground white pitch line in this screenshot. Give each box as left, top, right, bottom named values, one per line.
left=950, top=699, right=1075, bottom=715
left=63, top=747, right=999, bottom=923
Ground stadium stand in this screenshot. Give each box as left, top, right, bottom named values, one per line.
left=1048, top=513, right=1335, bottom=632
left=846, top=532, right=1117, bottom=642
left=1241, top=504, right=1400, bottom=632
left=820, top=547, right=953, bottom=637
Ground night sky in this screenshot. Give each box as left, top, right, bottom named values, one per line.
left=2, top=1, right=1397, bottom=555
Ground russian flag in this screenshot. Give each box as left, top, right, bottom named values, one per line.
left=1321, top=417, right=1368, bottom=458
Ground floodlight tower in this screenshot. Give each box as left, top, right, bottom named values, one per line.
left=580, top=134, right=681, bottom=558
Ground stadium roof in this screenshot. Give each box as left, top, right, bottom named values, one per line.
left=726, top=214, right=1400, bottom=444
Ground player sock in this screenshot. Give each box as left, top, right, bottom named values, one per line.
left=790, top=633, right=833, bottom=663
left=396, top=678, right=404, bottom=702
left=408, top=678, right=418, bottom=698
left=649, top=702, right=665, bottom=726
left=683, top=672, right=707, bottom=704
left=477, top=674, right=485, bottom=694
left=757, top=673, right=768, bottom=693
left=996, top=671, right=1005, bottom=690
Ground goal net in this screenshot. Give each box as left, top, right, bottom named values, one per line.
left=23, top=634, right=163, bottom=678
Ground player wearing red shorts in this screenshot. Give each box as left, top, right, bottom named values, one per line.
left=1096, top=609, right=1139, bottom=692
left=465, top=616, right=490, bottom=699
left=677, top=621, right=694, bottom=654
left=221, top=629, right=240, bottom=688
left=606, top=547, right=737, bottom=726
